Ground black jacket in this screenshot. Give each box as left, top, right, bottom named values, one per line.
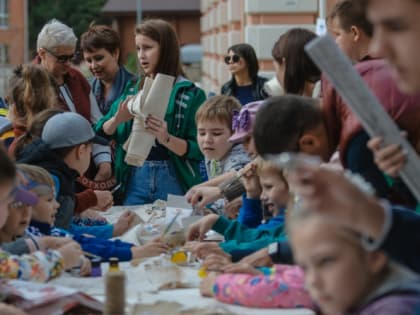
left=221, top=76, right=269, bottom=102
left=18, top=140, right=79, bottom=229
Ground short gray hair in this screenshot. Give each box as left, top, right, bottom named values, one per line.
left=37, top=19, right=77, bottom=51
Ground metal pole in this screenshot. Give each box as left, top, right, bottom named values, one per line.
left=136, top=0, right=142, bottom=24
left=319, top=0, right=327, bottom=19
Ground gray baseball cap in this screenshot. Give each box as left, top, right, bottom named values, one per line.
left=42, top=112, right=108, bottom=149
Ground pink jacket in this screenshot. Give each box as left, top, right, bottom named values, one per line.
left=213, top=264, right=316, bottom=309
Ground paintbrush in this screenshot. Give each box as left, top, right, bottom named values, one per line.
left=161, top=211, right=181, bottom=237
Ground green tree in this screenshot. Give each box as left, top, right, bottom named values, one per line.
left=28, top=0, right=109, bottom=58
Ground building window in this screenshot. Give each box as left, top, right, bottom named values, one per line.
left=0, top=44, right=9, bottom=64
left=0, top=0, right=8, bottom=27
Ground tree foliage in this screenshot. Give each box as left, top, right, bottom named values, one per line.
left=28, top=0, right=109, bottom=57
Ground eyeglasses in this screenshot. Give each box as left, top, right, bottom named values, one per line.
left=224, top=54, right=240, bottom=65
left=43, top=47, right=75, bottom=64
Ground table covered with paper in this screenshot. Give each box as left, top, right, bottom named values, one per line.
left=50, top=195, right=314, bottom=315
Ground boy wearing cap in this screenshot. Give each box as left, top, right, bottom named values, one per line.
left=18, top=112, right=131, bottom=237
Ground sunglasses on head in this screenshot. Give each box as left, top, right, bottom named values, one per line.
left=224, top=54, right=240, bottom=65
left=43, top=47, right=75, bottom=64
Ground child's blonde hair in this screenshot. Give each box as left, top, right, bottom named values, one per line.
left=256, top=157, right=288, bottom=188
left=195, top=95, right=241, bottom=131
left=16, top=164, right=55, bottom=195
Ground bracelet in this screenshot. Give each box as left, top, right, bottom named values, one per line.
left=165, top=134, right=171, bottom=144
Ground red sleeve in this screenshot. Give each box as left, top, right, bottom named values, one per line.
left=74, top=189, right=97, bottom=214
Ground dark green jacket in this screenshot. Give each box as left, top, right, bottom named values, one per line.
left=95, top=77, right=206, bottom=194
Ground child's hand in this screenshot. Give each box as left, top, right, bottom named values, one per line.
left=57, top=241, right=83, bottom=270
left=287, top=164, right=386, bottom=239
left=79, top=209, right=107, bottom=222
left=224, top=197, right=241, bottom=219
left=199, top=272, right=218, bottom=297
left=368, top=136, right=406, bottom=178
left=39, top=236, right=73, bottom=250
left=94, top=162, right=113, bottom=182
left=145, top=114, right=170, bottom=144
left=93, top=190, right=114, bottom=211
left=187, top=186, right=222, bottom=210
left=114, top=97, right=134, bottom=124
left=222, top=262, right=262, bottom=275
left=186, top=214, right=219, bottom=241
left=186, top=242, right=229, bottom=260
left=0, top=302, right=28, bottom=315
left=131, top=241, right=169, bottom=259
left=239, top=247, right=273, bottom=267
left=203, top=253, right=232, bottom=271
left=79, top=256, right=92, bottom=276
left=113, top=210, right=135, bottom=236
left=241, top=163, right=261, bottom=198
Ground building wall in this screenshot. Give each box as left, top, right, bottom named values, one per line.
left=201, top=0, right=338, bottom=94
left=115, top=14, right=201, bottom=64
left=0, top=0, right=26, bottom=96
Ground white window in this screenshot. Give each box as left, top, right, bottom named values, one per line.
left=0, top=44, right=9, bottom=64
left=0, top=0, right=8, bottom=27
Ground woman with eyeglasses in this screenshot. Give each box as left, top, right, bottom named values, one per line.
left=35, top=19, right=113, bottom=184
left=221, top=43, right=269, bottom=105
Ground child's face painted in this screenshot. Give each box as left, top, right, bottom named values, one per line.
left=197, top=119, right=233, bottom=161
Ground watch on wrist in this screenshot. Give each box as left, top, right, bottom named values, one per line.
left=268, top=242, right=280, bottom=262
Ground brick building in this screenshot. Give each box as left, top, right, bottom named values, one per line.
left=200, top=0, right=337, bottom=93
left=102, top=0, right=202, bottom=64
left=0, top=0, right=27, bottom=96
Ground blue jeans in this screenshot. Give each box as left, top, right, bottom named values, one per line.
left=124, top=160, right=184, bottom=205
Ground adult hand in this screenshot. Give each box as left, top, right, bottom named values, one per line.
left=186, top=214, right=219, bottom=241
left=112, top=210, right=136, bottom=236
left=368, top=136, right=407, bottom=178
left=92, top=190, right=113, bottom=211
left=57, top=241, right=83, bottom=270
left=94, top=162, right=113, bottom=181
left=287, top=165, right=386, bottom=239
left=145, top=114, right=170, bottom=144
